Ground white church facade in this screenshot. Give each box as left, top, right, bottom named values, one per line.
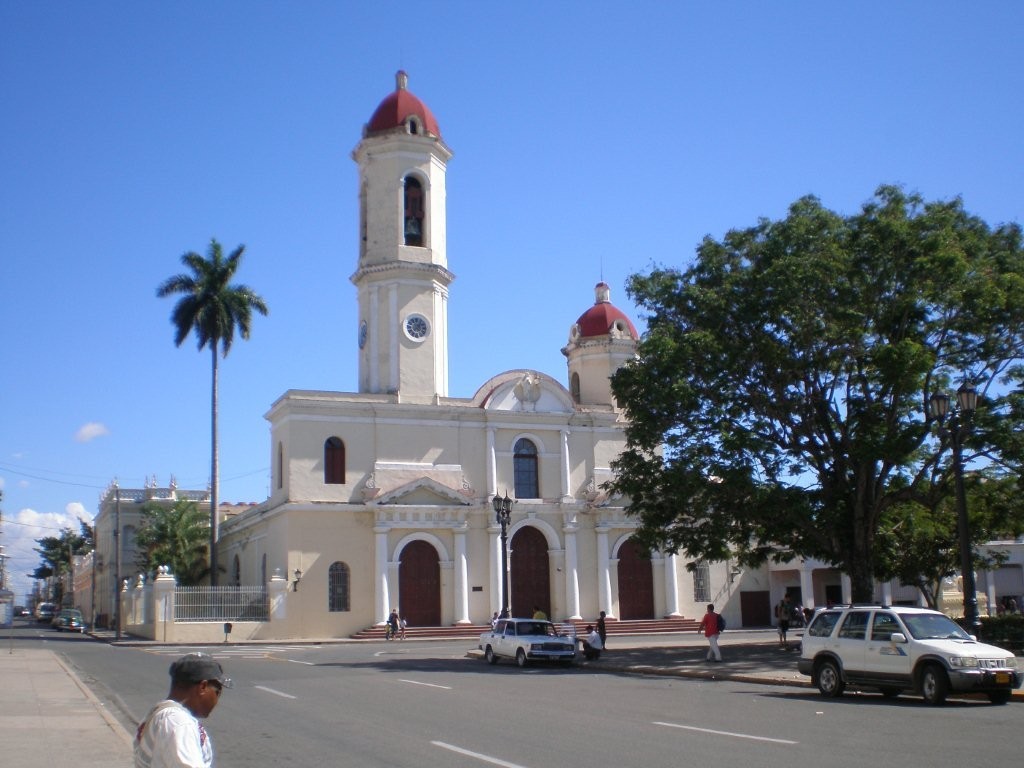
left=216, top=72, right=740, bottom=638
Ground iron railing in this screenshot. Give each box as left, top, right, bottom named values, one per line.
left=174, top=586, right=268, bottom=623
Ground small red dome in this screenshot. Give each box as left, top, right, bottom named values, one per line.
left=365, top=71, right=441, bottom=138
left=575, top=282, right=638, bottom=339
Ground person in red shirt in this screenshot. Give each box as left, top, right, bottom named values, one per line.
left=696, top=603, right=723, bottom=662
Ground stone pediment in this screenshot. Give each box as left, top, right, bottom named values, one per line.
left=473, top=370, right=574, bottom=413
left=373, top=476, right=474, bottom=506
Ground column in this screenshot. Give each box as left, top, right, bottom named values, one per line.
left=840, top=573, right=852, bottom=605
left=388, top=284, right=399, bottom=392
left=268, top=568, right=288, bottom=622
left=880, top=580, right=892, bottom=606
left=374, top=526, right=390, bottom=625
left=559, top=428, right=572, bottom=502
left=487, top=428, right=497, bottom=496
left=488, top=524, right=501, bottom=616
left=663, top=552, right=681, bottom=617
left=596, top=526, right=613, bottom=617
left=563, top=524, right=581, bottom=620
left=453, top=524, right=470, bottom=624
left=984, top=569, right=996, bottom=617
left=799, top=562, right=815, bottom=609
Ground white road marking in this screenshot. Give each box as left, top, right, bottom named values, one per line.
left=286, top=659, right=316, bottom=665
left=653, top=721, right=798, bottom=745
left=254, top=685, right=297, bottom=699
left=432, top=741, right=529, bottom=768
left=398, top=679, right=452, bottom=690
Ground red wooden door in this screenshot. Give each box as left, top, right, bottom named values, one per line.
left=510, top=526, right=550, bottom=619
left=399, top=540, right=441, bottom=626
left=617, top=538, right=655, bottom=619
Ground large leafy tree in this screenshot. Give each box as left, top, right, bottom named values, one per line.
left=157, top=239, right=268, bottom=585
left=610, top=186, right=1024, bottom=601
left=134, top=500, right=211, bottom=586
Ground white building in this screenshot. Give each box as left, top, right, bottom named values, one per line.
left=217, top=72, right=742, bottom=639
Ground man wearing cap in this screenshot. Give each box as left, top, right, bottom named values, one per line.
left=135, top=653, right=231, bottom=768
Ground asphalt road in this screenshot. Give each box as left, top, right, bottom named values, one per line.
left=10, top=624, right=1021, bottom=768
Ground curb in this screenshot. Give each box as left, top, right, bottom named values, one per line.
left=53, top=653, right=135, bottom=746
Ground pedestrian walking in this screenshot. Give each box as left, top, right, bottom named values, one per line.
left=386, top=608, right=399, bottom=640
left=596, top=610, right=608, bottom=651
left=775, top=594, right=792, bottom=649
left=399, top=615, right=407, bottom=640
left=696, top=603, right=723, bottom=662
left=134, top=652, right=231, bottom=768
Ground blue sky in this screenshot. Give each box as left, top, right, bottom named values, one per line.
left=2, top=1, right=1022, bottom=602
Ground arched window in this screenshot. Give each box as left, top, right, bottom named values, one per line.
left=261, top=554, right=267, bottom=585
left=403, top=176, right=424, bottom=247
left=324, top=437, right=346, bottom=484
left=570, top=372, right=581, bottom=404
left=513, top=438, right=539, bottom=499
left=232, top=555, right=241, bottom=586
left=328, top=562, right=351, bottom=612
left=276, top=442, right=284, bottom=489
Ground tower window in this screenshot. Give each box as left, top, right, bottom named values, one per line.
left=325, top=437, right=346, bottom=484
left=570, top=372, right=581, bottom=404
left=513, top=438, right=539, bottom=499
left=404, top=176, right=424, bottom=247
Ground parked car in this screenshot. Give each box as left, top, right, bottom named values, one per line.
left=479, top=618, right=576, bottom=667
left=34, top=602, right=56, bottom=623
left=798, top=604, right=1021, bottom=705
left=51, top=608, right=86, bottom=633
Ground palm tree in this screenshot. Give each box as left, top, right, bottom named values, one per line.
left=157, top=239, right=268, bottom=585
left=135, top=500, right=212, bottom=586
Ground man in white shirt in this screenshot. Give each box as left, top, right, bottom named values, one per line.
left=580, top=623, right=603, bottom=660
left=135, top=653, right=231, bottom=768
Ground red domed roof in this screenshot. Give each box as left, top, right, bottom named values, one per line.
left=365, top=71, right=441, bottom=138
left=575, top=282, right=638, bottom=339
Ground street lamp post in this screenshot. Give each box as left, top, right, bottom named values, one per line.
left=492, top=492, right=514, bottom=619
left=929, top=383, right=981, bottom=636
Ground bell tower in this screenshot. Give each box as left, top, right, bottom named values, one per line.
left=351, top=71, right=454, bottom=402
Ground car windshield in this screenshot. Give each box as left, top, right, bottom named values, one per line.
left=520, top=622, right=556, bottom=637
left=61, top=610, right=82, bottom=619
left=900, top=612, right=972, bottom=641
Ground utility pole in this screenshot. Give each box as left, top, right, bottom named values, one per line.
left=114, top=481, right=122, bottom=642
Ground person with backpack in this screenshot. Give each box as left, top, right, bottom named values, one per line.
left=696, top=603, right=723, bottom=662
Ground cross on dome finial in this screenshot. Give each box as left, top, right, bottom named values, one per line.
left=396, top=70, right=408, bottom=91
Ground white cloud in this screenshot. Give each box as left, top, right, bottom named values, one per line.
left=2, top=506, right=93, bottom=601
left=75, top=422, right=110, bottom=442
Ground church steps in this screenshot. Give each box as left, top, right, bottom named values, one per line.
left=350, top=616, right=700, bottom=640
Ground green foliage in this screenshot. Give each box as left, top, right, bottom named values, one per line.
left=32, top=521, right=94, bottom=603
left=134, top=500, right=212, bottom=586
left=978, top=613, right=1024, bottom=655
left=610, top=185, right=1024, bottom=601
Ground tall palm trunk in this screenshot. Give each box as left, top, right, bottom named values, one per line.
left=210, top=343, right=219, bottom=586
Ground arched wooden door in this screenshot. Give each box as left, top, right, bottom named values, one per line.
left=510, top=526, right=550, bottom=618
left=399, top=540, right=441, bottom=626
left=617, top=538, right=655, bottom=619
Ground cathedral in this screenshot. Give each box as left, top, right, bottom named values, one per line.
left=217, top=72, right=739, bottom=638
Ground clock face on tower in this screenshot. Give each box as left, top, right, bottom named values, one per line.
left=358, top=320, right=368, bottom=349
left=403, top=313, right=429, bottom=342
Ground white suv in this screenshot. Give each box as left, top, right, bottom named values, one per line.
left=798, top=605, right=1021, bottom=705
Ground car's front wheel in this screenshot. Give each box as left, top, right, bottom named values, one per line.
left=485, top=647, right=498, bottom=665
left=816, top=659, right=845, bottom=698
left=920, top=664, right=949, bottom=705
left=988, top=690, right=1011, bottom=705
left=515, top=649, right=528, bottom=668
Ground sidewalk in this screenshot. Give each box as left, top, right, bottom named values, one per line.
left=0, top=647, right=133, bottom=768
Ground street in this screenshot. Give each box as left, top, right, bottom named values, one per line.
left=6, top=621, right=1019, bottom=768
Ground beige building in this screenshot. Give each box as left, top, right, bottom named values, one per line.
left=217, top=72, right=739, bottom=639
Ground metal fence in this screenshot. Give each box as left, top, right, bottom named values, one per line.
left=174, top=586, right=269, bottom=623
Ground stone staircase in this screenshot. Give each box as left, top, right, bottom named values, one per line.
left=350, top=616, right=699, bottom=641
